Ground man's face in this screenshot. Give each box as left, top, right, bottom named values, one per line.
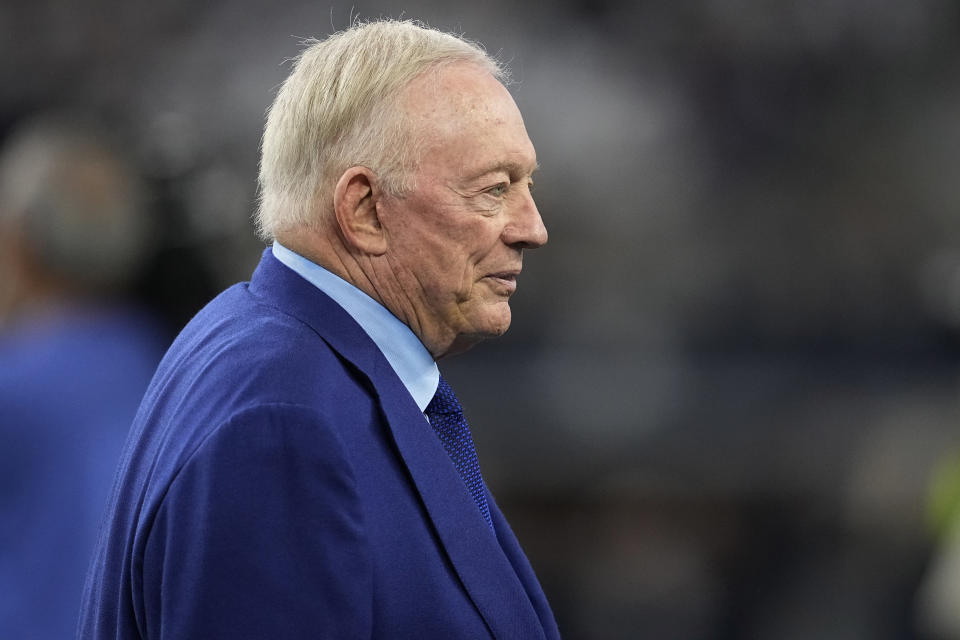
left=377, top=63, right=547, bottom=358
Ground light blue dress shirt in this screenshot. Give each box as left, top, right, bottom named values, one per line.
left=272, top=242, right=439, bottom=411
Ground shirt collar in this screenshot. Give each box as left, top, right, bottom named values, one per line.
left=272, top=242, right=439, bottom=412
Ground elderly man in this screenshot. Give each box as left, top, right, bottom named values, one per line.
left=79, top=20, right=559, bottom=639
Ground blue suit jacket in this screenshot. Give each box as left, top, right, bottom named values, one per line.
left=79, top=250, right=560, bottom=639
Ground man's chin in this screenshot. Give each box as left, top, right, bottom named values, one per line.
left=440, top=311, right=512, bottom=359
left=476, top=305, right=512, bottom=338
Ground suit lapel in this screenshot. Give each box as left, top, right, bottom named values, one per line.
left=372, top=374, right=547, bottom=640
left=248, top=250, right=546, bottom=640
left=488, top=497, right=561, bottom=640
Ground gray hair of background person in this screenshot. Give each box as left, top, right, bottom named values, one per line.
left=0, top=117, right=153, bottom=294
left=255, top=19, right=508, bottom=242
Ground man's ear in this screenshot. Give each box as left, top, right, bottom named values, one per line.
left=332, top=166, right=388, bottom=255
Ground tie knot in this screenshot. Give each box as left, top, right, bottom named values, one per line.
left=426, top=376, right=462, bottom=418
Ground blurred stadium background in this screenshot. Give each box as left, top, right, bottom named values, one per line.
left=3, top=1, right=960, bottom=638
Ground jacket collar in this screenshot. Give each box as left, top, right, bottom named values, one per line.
left=248, top=249, right=547, bottom=640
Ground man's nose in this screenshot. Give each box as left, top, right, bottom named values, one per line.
left=503, top=191, right=547, bottom=249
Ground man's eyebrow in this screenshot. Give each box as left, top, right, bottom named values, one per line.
left=464, top=160, right=540, bottom=180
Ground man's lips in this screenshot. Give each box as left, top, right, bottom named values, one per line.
left=484, top=270, right=520, bottom=294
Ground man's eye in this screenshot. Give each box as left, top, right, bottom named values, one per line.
left=487, top=183, right=508, bottom=197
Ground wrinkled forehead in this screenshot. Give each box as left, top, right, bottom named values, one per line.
left=397, top=63, right=534, bottom=171
left=399, top=62, right=524, bottom=137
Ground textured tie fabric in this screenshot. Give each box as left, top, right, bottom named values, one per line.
left=425, top=376, right=494, bottom=531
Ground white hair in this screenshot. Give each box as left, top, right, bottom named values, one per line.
left=255, top=19, right=507, bottom=241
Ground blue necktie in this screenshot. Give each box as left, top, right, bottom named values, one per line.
left=425, top=376, right=494, bottom=531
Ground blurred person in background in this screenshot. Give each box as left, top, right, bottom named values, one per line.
left=79, top=19, right=558, bottom=639
left=0, top=116, right=165, bottom=638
